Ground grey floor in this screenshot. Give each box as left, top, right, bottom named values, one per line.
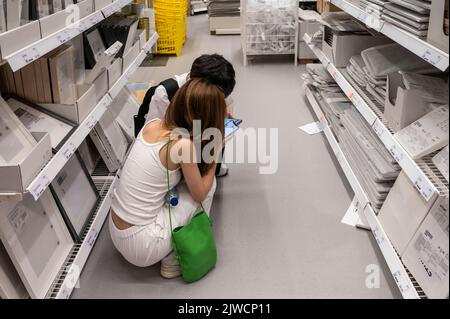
left=72, top=14, right=401, bottom=299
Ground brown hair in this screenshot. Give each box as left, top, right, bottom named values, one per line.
left=164, top=78, right=226, bottom=175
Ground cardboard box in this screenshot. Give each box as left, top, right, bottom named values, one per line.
left=94, top=0, right=113, bottom=10
left=427, top=0, right=449, bottom=53
left=322, top=26, right=391, bottom=67
left=402, top=198, right=449, bottom=299
left=20, top=63, right=38, bottom=102
left=299, top=19, right=321, bottom=42
left=378, top=171, right=438, bottom=255
left=0, top=20, right=41, bottom=59
left=122, top=40, right=140, bottom=71
left=209, top=16, right=241, bottom=33
left=0, top=131, right=52, bottom=193
left=13, top=70, right=24, bottom=98
left=384, top=72, right=439, bottom=132
left=93, top=68, right=108, bottom=102
left=40, top=84, right=97, bottom=124
left=107, top=58, right=123, bottom=89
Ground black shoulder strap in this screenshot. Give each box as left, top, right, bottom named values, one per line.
left=160, top=78, right=179, bottom=101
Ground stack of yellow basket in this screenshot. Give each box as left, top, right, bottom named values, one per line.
left=154, top=0, right=188, bottom=56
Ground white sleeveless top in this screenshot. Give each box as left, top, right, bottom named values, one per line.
left=112, top=120, right=182, bottom=226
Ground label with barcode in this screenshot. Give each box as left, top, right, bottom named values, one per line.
left=421, top=49, right=443, bottom=67
left=87, top=229, right=98, bottom=247
left=414, top=176, right=434, bottom=201
left=21, top=47, right=40, bottom=64
left=372, top=225, right=385, bottom=245
left=30, top=175, right=50, bottom=200
left=372, top=120, right=385, bottom=138
left=62, top=142, right=77, bottom=160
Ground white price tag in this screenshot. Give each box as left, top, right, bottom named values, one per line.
left=372, top=225, right=385, bottom=245
left=414, top=176, right=434, bottom=201
left=87, top=229, right=98, bottom=247
left=62, top=142, right=77, bottom=160
left=421, top=49, right=442, bottom=67
left=21, top=47, right=40, bottom=64
left=30, top=175, right=50, bottom=200
left=85, top=115, right=98, bottom=130
left=56, top=30, right=71, bottom=44
left=365, top=15, right=383, bottom=31
left=59, top=286, right=71, bottom=299
left=388, top=144, right=404, bottom=163
left=392, top=270, right=410, bottom=293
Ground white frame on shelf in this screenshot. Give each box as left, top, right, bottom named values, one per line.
left=304, top=86, right=422, bottom=299
left=330, top=0, right=449, bottom=72
left=2, top=0, right=133, bottom=72
left=303, top=33, right=447, bottom=203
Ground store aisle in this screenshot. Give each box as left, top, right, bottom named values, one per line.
left=72, top=14, right=401, bottom=299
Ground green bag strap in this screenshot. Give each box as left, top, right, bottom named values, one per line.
left=164, top=139, right=206, bottom=235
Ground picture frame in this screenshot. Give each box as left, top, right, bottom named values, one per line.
left=84, top=28, right=107, bottom=69
left=0, top=240, right=28, bottom=299
left=0, top=190, right=73, bottom=299
left=50, top=151, right=100, bottom=243
left=0, top=96, right=37, bottom=166
left=5, top=95, right=77, bottom=151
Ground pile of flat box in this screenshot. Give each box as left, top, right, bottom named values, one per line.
left=381, top=0, right=431, bottom=38
left=358, top=0, right=389, bottom=18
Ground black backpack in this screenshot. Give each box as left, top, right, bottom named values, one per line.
left=133, top=78, right=179, bottom=137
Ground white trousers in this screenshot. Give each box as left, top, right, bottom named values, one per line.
left=109, top=179, right=216, bottom=267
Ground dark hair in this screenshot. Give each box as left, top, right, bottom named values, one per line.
left=190, top=54, right=236, bottom=97
left=164, top=78, right=226, bottom=175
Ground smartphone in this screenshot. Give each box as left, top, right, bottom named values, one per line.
left=224, top=118, right=242, bottom=138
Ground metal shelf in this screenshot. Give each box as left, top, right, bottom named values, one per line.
left=24, top=32, right=159, bottom=201
left=304, top=33, right=448, bottom=202
left=305, top=86, right=423, bottom=299
left=3, top=0, right=132, bottom=72
left=330, top=0, right=449, bottom=72
left=45, top=176, right=118, bottom=299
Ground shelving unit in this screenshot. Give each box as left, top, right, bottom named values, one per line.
left=329, top=0, right=449, bottom=72
left=303, top=34, right=448, bottom=203
left=14, top=32, right=158, bottom=202
left=305, top=86, right=426, bottom=299
left=1, top=0, right=133, bottom=73
left=241, top=0, right=299, bottom=66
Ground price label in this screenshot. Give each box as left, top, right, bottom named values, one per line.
left=372, top=120, right=385, bottom=138
left=100, top=94, right=113, bottom=108
left=85, top=115, right=98, bottom=130
left=365, top=15, right=383, bottom=31
left=414, top=176, right=434, bottom=201
left=421, top=49, right=442, bottom=67
left=59, top=286, right=71, bottom=299
left=62, top=142, right=77, bottom=160
left=392, top=270, right=410, bottom=294
left=372, top=225, right=385, bottom=245
left=87, top=229, right=98, bottom=247
left=21, top=47, right=40, bottom=64
left=30, top=174, right=50, bottom=200
left=389, top=144, right=404, bottom=163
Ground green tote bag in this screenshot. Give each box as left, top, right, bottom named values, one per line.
left=165, top=141, right=217, bottom=283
